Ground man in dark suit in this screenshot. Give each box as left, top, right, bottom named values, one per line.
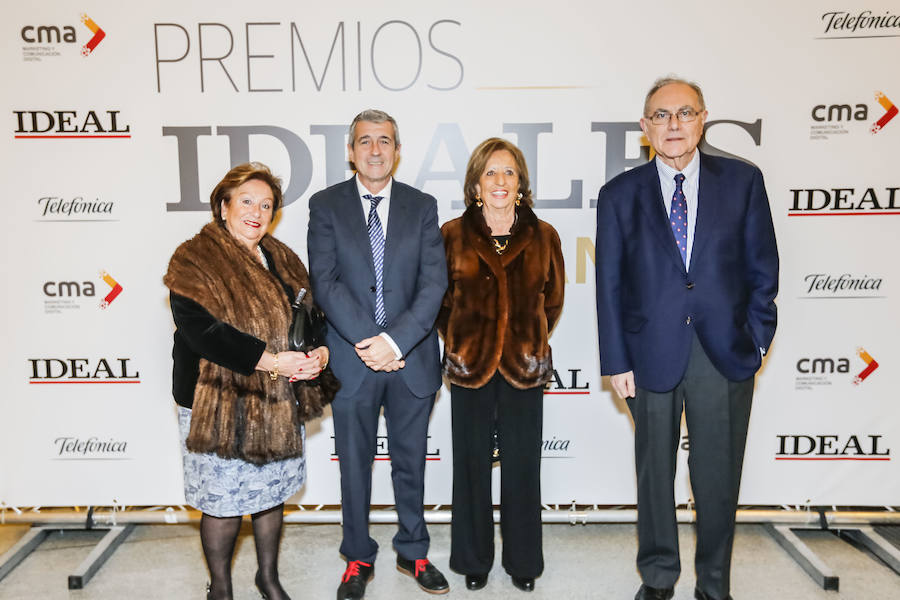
left=308, top=109, right=449, bottom=599
left=595, top=78, right=778, bottom=600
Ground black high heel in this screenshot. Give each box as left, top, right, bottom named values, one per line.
left=255, top=572, right=269, bottom=599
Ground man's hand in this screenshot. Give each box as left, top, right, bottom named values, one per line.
left=381, top=359, right=406, bottom=372
left=355, top=336, right=399, bottom=371
left=610, top=371, right=636, bottom=399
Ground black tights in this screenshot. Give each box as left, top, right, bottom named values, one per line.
left=201, top=504, right=290, bottom=600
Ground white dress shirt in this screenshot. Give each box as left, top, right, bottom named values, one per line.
left=654, top=151, right=700, bottom=270
left=354, top=176, right=402, bottom=359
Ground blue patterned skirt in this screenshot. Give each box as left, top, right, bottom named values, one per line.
left=177, top=406, right=306, bottom=517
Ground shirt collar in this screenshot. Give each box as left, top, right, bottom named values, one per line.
left=654, top=150, right=700, bottom=183
left=355, top=175, right=393, bottom=200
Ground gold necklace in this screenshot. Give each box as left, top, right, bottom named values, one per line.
left=492, top=237, right=509, bottom=254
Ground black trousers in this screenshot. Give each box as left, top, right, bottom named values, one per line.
left=332, top=370, right=435, bottom=563
left=627, top=335, right=753, bottom=599
left=449, top=372, right=544, bottom=578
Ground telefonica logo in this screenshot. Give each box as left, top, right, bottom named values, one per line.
left=53, top=436, right=129, bottom=460
left=801, top=273, right=883, bottom=299
left=818, top=10, right=900, bottom=39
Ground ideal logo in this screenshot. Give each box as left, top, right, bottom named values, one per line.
left=776, top=434, right=890, bottom=461
left=28, top=357, right=140, bottom=384
left=13, top=110, right=130, bottom=139
left=544, top=368, right=591, bottom=395
left=330, top=435, right=441, bottom=461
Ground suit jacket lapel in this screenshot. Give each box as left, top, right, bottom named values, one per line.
left=636, top=163, right=686, bottom=274
left=690, top=153, right=720, bottom=272
left=383, top=183, right=406, bottom=280
left=339, top=178, right=376, bottom=276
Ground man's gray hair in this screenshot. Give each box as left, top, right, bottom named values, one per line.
left=643, top=76, right=706, bottom=116
left=349, top=109, right=400, bottom=147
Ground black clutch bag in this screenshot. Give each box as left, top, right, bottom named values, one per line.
left=287, top=288, right=340, bottom=419
left=289, top=288, right=326, bottom=352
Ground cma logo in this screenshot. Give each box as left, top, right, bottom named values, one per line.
left=811, top=103, right=868, bottom=122
left=811, top=92, right=897, bottom=133
left=21, top=25, right=77, bottom=44
left=796, top=347, right=879, bottom=385
left=43, top=271, right=124, bottom=309
left=20, top=15, right=105, bottom=56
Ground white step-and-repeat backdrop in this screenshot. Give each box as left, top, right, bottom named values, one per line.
left=2, top=1, right=898, bottom=508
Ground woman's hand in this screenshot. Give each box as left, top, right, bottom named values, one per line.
left=307, top=346, right=330, bottom=372
left=256, top=351, right=322, bottom=381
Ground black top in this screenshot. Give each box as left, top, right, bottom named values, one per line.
left=169, top=246, right=294, bottom=409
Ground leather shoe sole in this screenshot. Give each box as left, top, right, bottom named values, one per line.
left=511, top=576, right=535, bottom=591
left=695, top=587, right=733, bottom=600
left=466, top=573, right=488, bottom=590
left=635, top=584, right=674, bottom=600
left=396, top=559, right=449, bottom=595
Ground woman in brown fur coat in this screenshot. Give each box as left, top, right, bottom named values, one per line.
left=437, top=138, right=565, bottom=593
left=164, top=163, right=331, bottom=600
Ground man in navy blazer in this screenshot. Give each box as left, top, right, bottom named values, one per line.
left=308, top=109, right=449, bottom=599
left=595, top=78, right=778, bottom=600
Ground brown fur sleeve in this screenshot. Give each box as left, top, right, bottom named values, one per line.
left=436, top=220, right=457, bottom=339
left=543, top=222, right=566, bottom=333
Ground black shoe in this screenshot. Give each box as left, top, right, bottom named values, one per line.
left=255, top=571, right=290, bottom=600
left=511, top=576, right=535, bottom=591
left=635, top=584, right=674, bottom=600
left=255, top=572, right=269, bottom=600
left=465, top=573, right=488, bottom=590
left=695, top=587, right=733, bottom=600
left=396, top=556, right=450, bottom=594
left=337, top=560, right=374, bottom=600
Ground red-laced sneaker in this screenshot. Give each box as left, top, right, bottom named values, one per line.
left=396, top=556, right=449, bottom=594
left=414, top=559, right=430, bottom=578
left=338, top=560, right=374, bottom=600
left=342, top=560, right=372, bottom=583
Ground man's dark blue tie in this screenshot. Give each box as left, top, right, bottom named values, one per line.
left=670, top=173, right=687, bottom=266
left=363, top=194, right=387, bottom=327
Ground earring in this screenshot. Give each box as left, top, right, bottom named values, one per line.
left=475, top=194, right=483, bottom=208
left=516, top=192, right=523, bottom=206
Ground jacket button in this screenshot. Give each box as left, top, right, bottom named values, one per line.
left=685, top=316, right=693, bottom=325
left=369, top=286, right=376, bottom=292
left=686, top=282, right=694, bottom=289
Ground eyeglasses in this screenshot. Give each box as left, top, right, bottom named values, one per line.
left=645, top=108, right=700, bottom=125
